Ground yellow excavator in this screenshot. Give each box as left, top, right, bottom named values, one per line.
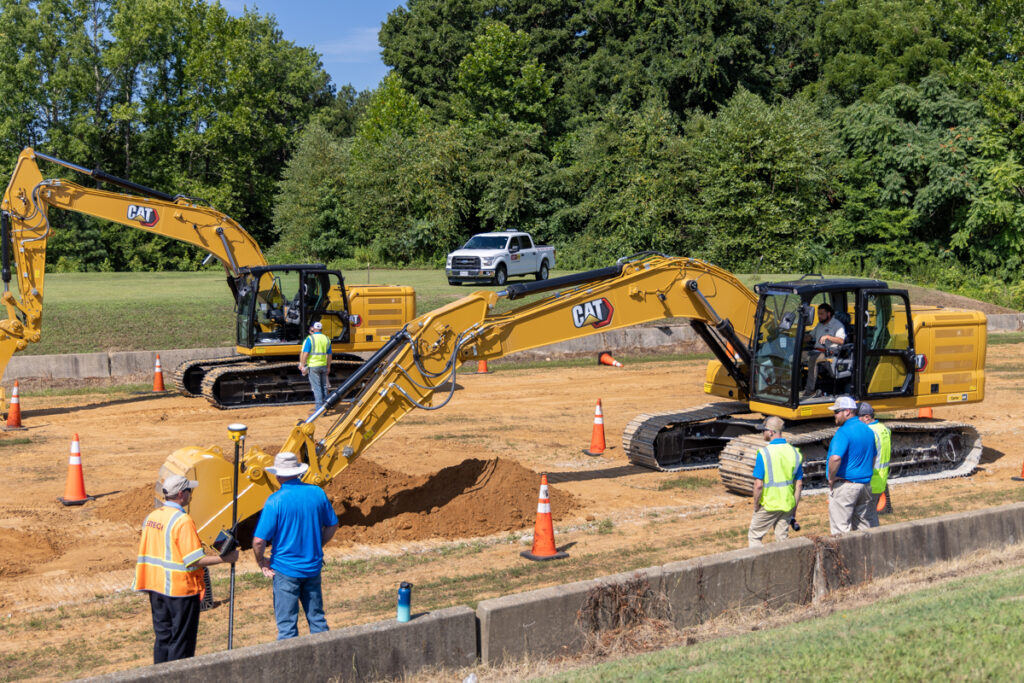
left=0, top=148, right=415, bottom=410
left=160, top=252, right=987, bottom=547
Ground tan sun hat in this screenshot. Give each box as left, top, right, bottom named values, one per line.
left=762, top=416, right=785, bottom=433
left=267, top=451, right=309, bottom=478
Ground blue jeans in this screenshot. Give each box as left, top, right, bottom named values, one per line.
left=272, top=572, right=328, bottom=640
left=308, top=365, right=328, bottom=408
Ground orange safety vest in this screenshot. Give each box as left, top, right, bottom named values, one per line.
left=133, top=504, right=206, bottom=597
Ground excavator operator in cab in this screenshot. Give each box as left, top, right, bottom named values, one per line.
left=802, top=302, right=846, bottom=398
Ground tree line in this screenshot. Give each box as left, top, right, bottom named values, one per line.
left=2, top=0, right=1023, bottom=307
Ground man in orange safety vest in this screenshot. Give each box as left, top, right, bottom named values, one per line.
left=133, top=473, right=238, bottom=663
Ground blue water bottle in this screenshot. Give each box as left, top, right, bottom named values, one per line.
left=397, top=581, right=412, bottom=622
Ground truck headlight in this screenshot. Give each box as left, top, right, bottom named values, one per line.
left=481, top=256, right=496, bottom=266
left=446, top=256, right=453, bottom=267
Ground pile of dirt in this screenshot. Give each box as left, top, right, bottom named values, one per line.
left=0, top=528, right=56, bottom=577
left=95, top=484, right=158, bottom=525
left=87, top=458, right=576, bottom=546
left=324, top=457, right=578, bottom=544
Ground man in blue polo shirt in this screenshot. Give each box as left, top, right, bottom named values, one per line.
left=826, top=395, right=877, bottom=534
left=252, top=451, right=339, bottom=639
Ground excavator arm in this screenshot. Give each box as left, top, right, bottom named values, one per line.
left=169, top=253, right=760, bottom=547
left=0, top=147, right=270, bottom=408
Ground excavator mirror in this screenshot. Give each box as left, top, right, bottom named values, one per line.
left=801, top=303, right=815, bottom=326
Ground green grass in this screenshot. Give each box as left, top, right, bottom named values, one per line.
left=990, top=332, right=1024, bottom=346
left=545, top=564, right=1024, bottom=682
left=657, top=477, right=719, bottom=492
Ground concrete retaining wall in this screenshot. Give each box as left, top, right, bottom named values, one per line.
left=85, top=606, right=477, bottom=683
left=78, top=503, right=1024, bottom=681
left=5, top=347, right=235, bottom=381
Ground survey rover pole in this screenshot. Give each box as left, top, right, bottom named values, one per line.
left=226, top=423, right=247, bottom=650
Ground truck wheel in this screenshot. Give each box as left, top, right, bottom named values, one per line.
left=493, top=265, right=507, bottom=286
left=535, top=261, right=549, bottom=281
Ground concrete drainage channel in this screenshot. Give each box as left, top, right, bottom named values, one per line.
left=83, top=502, right=1024, bottom=682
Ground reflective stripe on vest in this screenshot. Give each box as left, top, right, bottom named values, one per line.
left=870, top=421, right=892, bottom=494
left=133, top=506, right=205, bottom=597
left=759, top=442, right=801, bottom=512
left=306, top=333, right=330, bottom=367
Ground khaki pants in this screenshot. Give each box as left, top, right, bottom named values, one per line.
left=829, top=481, right=871, bottom=534
left=749, top=508, right=792, bottom=547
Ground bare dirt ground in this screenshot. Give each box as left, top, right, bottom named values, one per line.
left=0, top=344, right=1022, bottom=680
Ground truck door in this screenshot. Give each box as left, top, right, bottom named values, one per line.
left=518, top=235, right=537, bottom=274
left=856, top=289, right=916, bottom=399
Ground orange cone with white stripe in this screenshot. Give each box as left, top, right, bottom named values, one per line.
left=4, top=381, right=27, bottom=431
left=58, top=434, right=94, bottom=506
left=520, top=474, right=568, bottom=561
left=598, top=351, right=623, bottom=367
left=477, top=359, right=490, bottom=374
left=152, top=354, right=165, bottom=392
left=583, top=399, right=606, bottom=456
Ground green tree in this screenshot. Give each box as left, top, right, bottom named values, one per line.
left=680, top=90, right=839, bottom=271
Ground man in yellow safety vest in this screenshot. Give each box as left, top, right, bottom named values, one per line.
left=858, top=401, right=892, bottom=527
left=299, top=320, right=332, bottom=409
left=749, top=416, right=804, bottom=546
left=133, top=474, right=238, bottom=663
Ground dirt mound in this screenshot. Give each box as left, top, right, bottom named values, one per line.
left=0, top=528, right=56, bottom=577
left=95, top=484, right=158, bottom=525
left=324, top=457, right=578, bottom=544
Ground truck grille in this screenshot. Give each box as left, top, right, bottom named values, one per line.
left=452, top=256, right=480, bottom=269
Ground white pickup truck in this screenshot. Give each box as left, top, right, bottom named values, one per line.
left=445, top=230, right=556, bottom=286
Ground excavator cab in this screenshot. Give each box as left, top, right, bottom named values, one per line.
left=233, top=265, right=351, bottom=351
left=749, top=279, right=917, bottom=408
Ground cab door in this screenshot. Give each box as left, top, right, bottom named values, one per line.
left=856, top=289, right=915, bottom=398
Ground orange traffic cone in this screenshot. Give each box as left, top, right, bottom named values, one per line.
left=477, top=359, right=490, bottom=374
left=918, top=406, right=933, bottom=418
left=1012, top=460, right=1024, bottom=482
left=4, top=380, right=27, bottom=431
left=520, top=474, right=568, bottom=561
left=598, top=351, right=623, bottom=367
left=58, top=434, right=94, bottom=506
left=583, top=399, right=606, bottom=456
left=152, top=354, right=165, bottom=392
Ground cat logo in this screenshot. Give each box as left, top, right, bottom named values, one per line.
left=572, top=297, right=613, bottom=329
left=127, top=205, right=159, bottom=227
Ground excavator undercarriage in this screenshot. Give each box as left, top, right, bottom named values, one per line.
left=622, top=405, right=982, bottom=494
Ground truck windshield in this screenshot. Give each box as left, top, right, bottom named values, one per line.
left=463, top=235, right=509, bottom=249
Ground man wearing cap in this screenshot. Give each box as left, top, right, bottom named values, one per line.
left=252, top=452, right=339, bottom=640
left=826, top=395, right=877, bottom=533
left=858, top=402, right=892, bottom=527
left=299, top=321, right=332, bottom=409
left=134, top=474, right=239, bottom=664
left=749, top=416, right=804, bottom=546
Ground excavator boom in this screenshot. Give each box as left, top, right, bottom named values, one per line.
left=171, top=254, right=760, bottom=546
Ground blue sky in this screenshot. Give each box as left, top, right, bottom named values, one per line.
left=222, top=1, right=404, bottom=92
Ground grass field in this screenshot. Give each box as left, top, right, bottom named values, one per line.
left=546, top=563, right=1024, bottom=681
left=23, top=267, right=1020, bottom=356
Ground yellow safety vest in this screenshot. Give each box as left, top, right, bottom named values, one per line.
left=133, top=504, right=206, bottom=597
left=306, top=332, right=331, bottom=368
left=869, top=421, right=892, bottom=494
left=758, top=442, right=802, bottom=512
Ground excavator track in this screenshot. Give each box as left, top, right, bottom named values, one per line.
left=175, top=354, right=369, bottom=409
left=718, top=419, right=982, bottom=496
left=623, top=401, right=752, bottom=471
left=172, top=356, right=241, bottom=397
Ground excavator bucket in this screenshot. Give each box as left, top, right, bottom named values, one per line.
left=161, top=444, right=278, bottom=549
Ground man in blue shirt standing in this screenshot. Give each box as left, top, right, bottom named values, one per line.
left=826, top=395, right=876, bottom=534
left=252, top=452, right=339, bottom=639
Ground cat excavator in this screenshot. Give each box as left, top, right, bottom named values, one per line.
left=0, top=148, right=415, bottom=411
left=160, top=252, right=987, bottom=548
